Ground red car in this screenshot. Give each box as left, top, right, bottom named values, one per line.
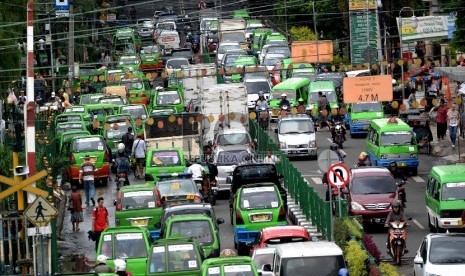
left=248, top=225, right=310, bottom=256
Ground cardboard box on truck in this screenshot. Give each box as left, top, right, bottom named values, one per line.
left=291, top=40, right=334, bottom=63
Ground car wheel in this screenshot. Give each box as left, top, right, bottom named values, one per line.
left=411, top=167, right=418, bottom=176
left=427, top=215, right=435, bottom=232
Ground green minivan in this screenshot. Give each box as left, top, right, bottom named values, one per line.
left=307, top=80, right=338, bottom=120
left=102, top=114, right=136, bottom=151
left=200, top=256, right=259, bottom=276
left=151, top=88, right=184, bottom=114
left=426, top=165, right=465, bottom=232
left=119, top=104, right=148, bottom=136
left=366, top=118, right=419, bottom=175
left=57, top=130, right=91, bottom=153
left=54, top=112, right=92, bottom=129
left=269, top=77, right=310, bottom=120
left=345, top=102, right=384, bottom=137
left=145, top=148, right=186, bottom=181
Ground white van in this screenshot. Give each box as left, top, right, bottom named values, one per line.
left=155, top=29, right=180, bottom=55
left=263, top=241, right=347, bottom=275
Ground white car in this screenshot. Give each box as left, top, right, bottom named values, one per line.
left=252, top=248, right=275, bottom=276
left=276, top=114, right=317, bottom=159
left=414, top=233, right=465, bottom=276
left=216, top=42, right=241, bottom=66
left=137, top=18, right=155, bottom=39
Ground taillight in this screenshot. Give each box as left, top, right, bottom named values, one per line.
left=236, top=210, right=244, bottom=224
left=211, top=180, right=217, bottom=187
left=278, top=205, right=286, bottom=221
left=155, top=189, right=163, bottom=207
left=70, top=154, right=76, bottom=164
left=116, top=204, right=121, bottom=211
left=248, top=141, right=254, bottom=149
left=118, top=173, right=126, bottom=178
left=104, top=151, right=110, bottom=162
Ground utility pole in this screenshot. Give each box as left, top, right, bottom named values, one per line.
left=284, top=0, right=288, bottom=36
left=68, top=0, right=74, bottom=101
left=312, top=1, right=319, bottom=65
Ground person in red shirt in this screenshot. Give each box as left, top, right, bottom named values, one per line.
left=430, top=99, right=448, bottom=140
left=92, top=197, right=109, bottom=251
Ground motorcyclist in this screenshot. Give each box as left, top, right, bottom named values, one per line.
left=355, top=152, right=369, bottom=168
left=296, top=97, right=306, bottom=113
left=188, top=159, right=205, bottom=180
left=384, top=200, right=408, bottom=253
left=114, top=143, right=130, bottom=187
left=330, top=144, right=345, bottom=162
left=114, top=258, right=132, bottom=276
left=255, top=92, right=269, bottom=111
left=93, top=255, right=114, bottom=273
left=331, top=123, right=346, bottom=143
left=206, top=158, right=218, bottom=183
left=388, top=161, right=408, bottom=181
left=278, top=93, right=290, bottom=109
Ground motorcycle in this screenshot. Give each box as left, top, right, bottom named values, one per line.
left=387, top=218, right=411, bottom=265
left=257, top=105, right=269, bottom=130
left=194, top=172, right=217, bottom=205
left=116, top=171, right=129, bottom=191
left=333, top=124, right=345, bottom=149
left=395, top=179, right=407, bottom=208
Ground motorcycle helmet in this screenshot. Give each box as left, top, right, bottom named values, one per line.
left=358, top=152, right=367, bottom=162
left=258, top=91, right=264, bottom=97
left=392, top=79, right=397, bottom=86
left=281, top=93, right=287, bottom=98
left=97, top=255, right=108, bottom=264
left=114, top=259, right=126, bottom=272
left=298, top=98, right=304, bottom=103
left=330, top=144, right=338, bottom=151
left=335, top=125, right=341, bottom=131
left=117, top=143, right=125, bottom=153
left=338, top=268, right=349, bottom=276
left=391, top=200, right=401, bottom=210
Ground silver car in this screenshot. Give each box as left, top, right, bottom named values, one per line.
left=275, top=114, right=317, bottom=158
left=214, top=146, right=253, bottom=192
left=137, top=18, right=155, bottom=39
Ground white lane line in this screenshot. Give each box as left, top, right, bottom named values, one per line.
left=340, top=149, right=347, bottom=156
left=302, top=174, right=322, bottom=177
left=326, top=138, right=332, bottom=143
left=412, top=219, right=425, bottom=230
left=311, top=177, right=322, bottom=185
left=412, top=176, right=425, bottom=183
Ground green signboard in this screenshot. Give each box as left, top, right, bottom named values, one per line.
left=350, top=11, right=379, bottom=66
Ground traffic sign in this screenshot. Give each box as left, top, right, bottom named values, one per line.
left=24, top=196, right=57, bottom=227
left=327, top=163, right=350, bottom=189
left=317, top=150, right=341, bottom=172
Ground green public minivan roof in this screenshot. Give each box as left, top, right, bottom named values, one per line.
left=430, top=165, right=465, bottom=183
left=273, top=77, right=310, bottom=90
left=309, top=80, right=335, bottom=91
left=370, top=118, right=411, bottom=132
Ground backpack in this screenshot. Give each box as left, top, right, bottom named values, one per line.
left=118, top=157, right=130, bottom=172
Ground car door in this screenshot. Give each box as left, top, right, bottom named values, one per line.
left=414, top=238, right=427, bottom=276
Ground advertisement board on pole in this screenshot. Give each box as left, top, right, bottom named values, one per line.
left=397, top=16, right=456, bottom=42
left=350, top=11, right=380, bottom=66
left=343, top=75, right=393, bottom=103
left=348, top=0, right=376, bottom=11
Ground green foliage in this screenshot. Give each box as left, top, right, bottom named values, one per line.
left=289, top=26, right=315, bottom=41
left=334, top=217, right=350, bottom=250
left=344, top=240, right=368, bottom=276
left=345, top=218, right=363, bottom=240
left=379, top=262, right=399, bottom=276
left=0, top=144, right=13, bottom=177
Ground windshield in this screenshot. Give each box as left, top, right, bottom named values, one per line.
left=57, top=115, right=82, bottom=123
left=216, top=150, right=249, bottom=166
left=157, top=91, right=181, bottom=105
left=245, top=80, right=270, bottom=94
left=56, top=124, right=85, bottom=134
left=265, top=237, right=308, bottom=247
left=264, top=57, right=284, bottom=66
left=222, top=32, right=244, bottom=42
left=218, top=44, right=241, bottom=54
left=224, top=265, right=254, bottom=276
left=122, top=80, right=144, bottom=90
left=224, top=55, right=241, bottom=67
left=253, top=253, right=274, bottom=270
left=279, top=120, right=314, bottom=134
left=272, top=89, right=295, bottom=101
left=293, top=72, right=316, bottom=79
left=65, top=107, right=85, bottom=113
left=149, top=244, right=199, bottom=273
left=121, top=190, right=156, bottom=210
left=267, top=47, right=290, bottom=56
left=217, top=133, right=250, bottom=146
left=105, top=123, right=130, bottom=139
left=157, top=179, right=197, bottom=197
left=142, top=46, right=159, bottom=54
left=429, top=238, right=465, bottom=264
left=442, top=182, right=465, bottom=201
left=114, top=233, right=147, bottom=259
left=353, top=102, right=383, bottom=112
left=316, top=75, right=343, bottom=87
left=380, top=131, right=415, bottom=146
left=62, top=132, right=88, bottom=143
left=99, top=98, right=124, bottom=105
left=157, top=23, right=175, bottom=30
left=121, top=106, right=147, bottom=120
left=88, top=108, right=115, bottom=118
left=309, top=91, right=337, bottom=103
left=267, top=40, right=287, bottom=46
left=170, top=220, right=213, bottom=244
left=119, top=57, right=139, bottom=65
left=240, top=186, right=279, bottom=209
left=351, top=176, right=397, bottom=195
left=115, top=40, right=135, bottom=54
left=150, top=150, right=182, bottom=167
left=71, top=137, right=105, bottom=152
left=282, top=256, right=345, bottom=276
left=166, top=59, right=189, bottom=69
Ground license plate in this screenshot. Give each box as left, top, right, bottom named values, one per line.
left=118, top=178, right=126, bottom=181
left=372, top=218, right=385, bottom=224
left=252, top=214, right=270, bottom=222
left=397, top=162, right=406, bottom=167
left=130, top=219, right=148, bottom=226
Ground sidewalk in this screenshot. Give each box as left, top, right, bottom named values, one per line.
left=429, top=122, right=465, bottom=163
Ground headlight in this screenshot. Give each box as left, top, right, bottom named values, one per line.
left=380, top=154, right=388, bottom=159
left=351, top=120, right=358, bottom=123
left=411, top=153, right=417, bottom=158
left=309, top=141, right=316, bottom=147
left=279, top=142, right=286, bottom=149
left=351, top=201, right=365, bottom=211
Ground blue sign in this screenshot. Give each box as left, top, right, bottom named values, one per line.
left=448, top=12, right=456, bottom=39
left=55, top=0, right=69, bottom=10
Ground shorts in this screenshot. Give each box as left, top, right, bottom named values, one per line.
left=136, top=157, right=145, bottom=167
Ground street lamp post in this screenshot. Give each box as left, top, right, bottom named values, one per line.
left=398, top=7, right=418, bottom=100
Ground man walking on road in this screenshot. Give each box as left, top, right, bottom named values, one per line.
left=132, top=135, right=146, bottom=179
left=122, top=127, right=134, bottom=157
left=79, top=155, right=98, bottom=207
left=92, top=197, right=109, bottom=251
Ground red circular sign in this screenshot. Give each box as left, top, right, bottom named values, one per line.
left=326, top=163, right=350, bottom=189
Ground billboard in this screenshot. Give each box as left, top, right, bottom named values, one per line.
left=397, top=15, right=455, bottom=43
left=290, top=41, right=334, bottom=63
left=349, top=0, right=376, bottom=11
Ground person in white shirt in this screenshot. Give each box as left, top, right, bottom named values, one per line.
left=188, top=160, right=205, bottom=179
left=447, top=105, right=460, bottom=148
left=263, top=149, right=279, bottom=164
left=131, top=135, right=147, bottom=179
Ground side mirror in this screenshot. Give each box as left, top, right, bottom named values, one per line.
left=154, top=222, right=161, bottom=229
left=414, top=256, right=424, bottom=266
left=216, top=218, right=224, bottom=225
left=262, top=264, right=272, bottom=272
left=254, top=138, right=258, bottom=143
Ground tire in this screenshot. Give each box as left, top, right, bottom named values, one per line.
left=395, top=245, right=402, bottom=265
left=428, top=215, right=435, bottom=232
left=411, top=167, right=418, bottom=176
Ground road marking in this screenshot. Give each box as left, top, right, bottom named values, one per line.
left=339, top=149, right=347, bottom=157
left=411, top=176, right=425, bottom=183
left=326, top=138, right=332, bottom=143
left=412, top=219, right=425, bottom=230
left=311, top=177, right=322, bottom=185
left=302, top=174, right=322, bottom=177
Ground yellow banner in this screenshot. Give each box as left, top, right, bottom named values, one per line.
left=349, top=0, right=376, bottom=11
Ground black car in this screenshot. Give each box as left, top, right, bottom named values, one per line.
left=227, top=163, right=287, bottom=210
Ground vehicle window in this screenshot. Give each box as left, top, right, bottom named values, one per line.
left=282, top=256, right=345, bottom=275
left=166, top=59, right=189, bottom=69
left=224, top=265, right=254, bottom=276
left=432, top=179, right=440, bottom=200
left=150, top=150, right=181, bottom=167
left=279, top=120, right=314, bottom=134
left=429, top=238, right=465, bottom=264
left=351, top=176, right=397, bottom=195
left=105, top=123, right=130, bottom=139
left=149, top=246, right=166, bottom=273
left=99, top=98, right=125, bottom=105
left=119, top=56, right=139, bottom=65
left=57, top=115, right=82, bottom=123
left=420, top=239, right=427, bottom=262
left=253, top=253, right=274, bottom=271
left=100, top=234, right=113, bottom=259
left=353, top=102, right=382, bottom=112
left=206, top=266, right=221, bottom=276
left=265, top=237, right=308, bottom=247
left=268, top=47, right=290, bottom=56
left=380, top=131, right=415, bottom=146
left=89, top=108, right=115, bottom=118
left=218, top=44, right=241, bottom=54
left=366, top=128, right=373, bottom=142
left=56, top=123, right=85, bottom=135
left=222, top=32, right=245, bottom=42
left=165, top=208, right=212, bottom=221
left=62, top=132, right=87, bottom=143
left=441, top=182, right=465, bottom=200
left=272, top=89, right=295, bottom=100
left=309, top=91, right=337, bottom=103
left=264, top=57, right=283, bottom=67
left=240, top=186, right=279, bottom=209
left=157, top=91, right=181, bottom=105
left=217, top=133, right=251, bottom=146
left=121, top=190, right=156, bottom=210
left=122, top=80, right=144, bottom=90
left=245, top=80, right=271, bottom=94
left=216, top=150, right=249, bottom=166
left=72, top=137, right=105, bottom=152
left=167, top=244, right=199, bottom=271
left=224, top=55, right=241, bottom=66
left=121, top=106, right=147, bottom=120
left=169, top=220, right=213, bottom=244
left=427, top=178, right=436, bottom=196
left=157, top=179, right=197, bottom=197
left=274, top=255, right=281, bottom=274
left=114, top=233, right=147, bottom=258
left=142, top=46, right=159, bottom=54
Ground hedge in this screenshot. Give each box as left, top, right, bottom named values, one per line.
left=344, top=240, right=368, bottom=276
left=379, top=262, right=400, bottom=276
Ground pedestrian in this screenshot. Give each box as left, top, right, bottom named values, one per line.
left=69, top=186, right=83, bottom=232
left=317, top=92, right=330, bottom=131
left=430, top=99, right=448, bottom=140
left=447, top=105, right=460, bottom=148
left=92, top=197, right=109, bottom=251
left=79, top=155, right=97, bottom=207
left=121, top=127, right=134, bottom=157
left=131, top=134, right=146, bottom=179
left=263, top=149, right=279, bottom=164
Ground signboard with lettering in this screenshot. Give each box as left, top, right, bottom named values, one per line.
left=343, top=75, right=393, bottom=104
left=349, top=0, right=376, bottom=11
left=397, top=16, right=455, bottom=42
left=350, top=11, right=380, bottom=66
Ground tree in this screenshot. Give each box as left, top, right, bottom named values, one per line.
left=437, top=0, right=465, bottom=52
left=289, top=26, right=316, bottom=41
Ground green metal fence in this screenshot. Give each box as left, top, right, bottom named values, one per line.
left=249, top=119, right=348, bottom=241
